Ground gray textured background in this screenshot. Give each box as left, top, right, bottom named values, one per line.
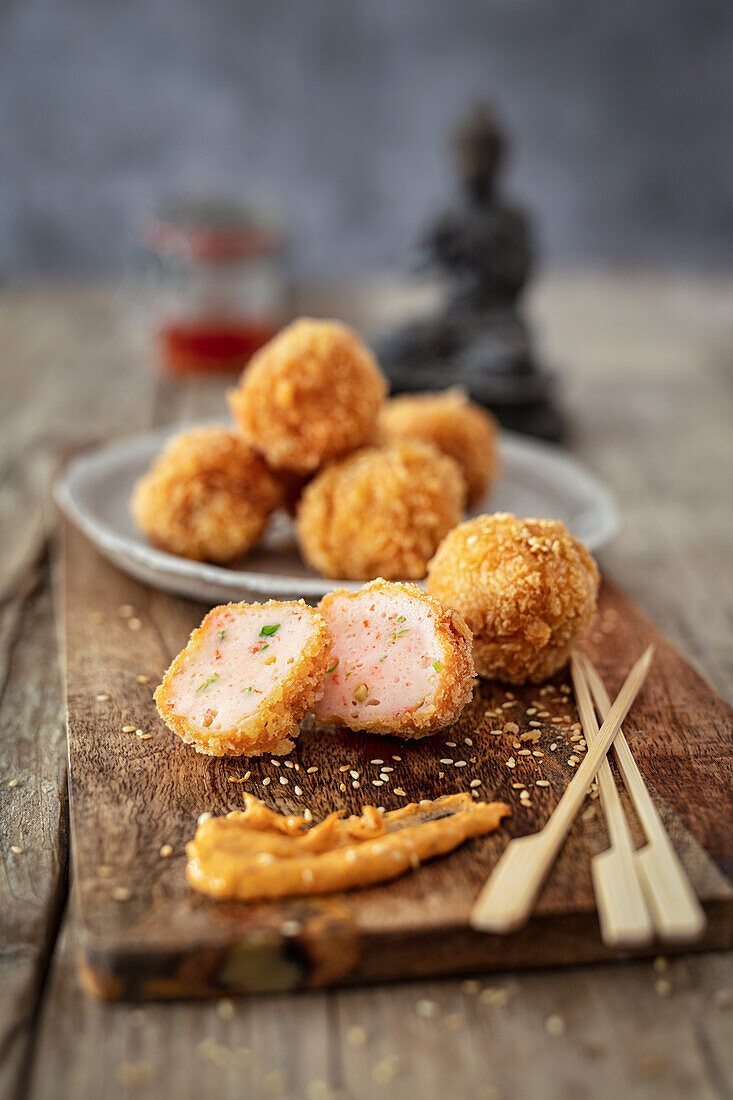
left=2, top=0, right=733, bottom=278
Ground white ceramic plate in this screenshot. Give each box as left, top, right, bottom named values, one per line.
left=55, top=425, right=617, bottom=605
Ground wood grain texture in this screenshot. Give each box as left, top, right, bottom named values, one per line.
left=2, top=274, right=733, bottom=1100
left=60, top=519, right=732, bottom=999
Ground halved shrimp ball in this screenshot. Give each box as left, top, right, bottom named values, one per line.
left=313, top=579, right=475, bottom=737
left=296, top=441, right=466, bottom=580
left=155, top=600, right=332, bottom=756
left=228, top=318, right=387, bottom=474
left=131, top=425, right=283, bottom=563
left=376, top=388, right=500, bottom=506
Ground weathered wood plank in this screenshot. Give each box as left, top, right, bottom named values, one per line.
left=57, top=519, right=732, bottom=1000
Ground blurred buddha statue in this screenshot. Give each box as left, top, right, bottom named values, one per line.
left=377, top=104, right=565, bottom=442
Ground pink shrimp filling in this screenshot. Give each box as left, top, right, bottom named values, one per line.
left=163, top=606, right=315, bottom=733
left=315, top=591, right=444, bottom=724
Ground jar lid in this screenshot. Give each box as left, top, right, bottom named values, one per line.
left=139, top=197, right=286, bottom=260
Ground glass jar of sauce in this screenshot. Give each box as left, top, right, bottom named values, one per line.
left=139, top=198, right=289, bottom=375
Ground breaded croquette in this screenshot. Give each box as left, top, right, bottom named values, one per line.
left=228, top=318, right=387, bottom=474
left=155, top=600, right=333, bottom=756
left=427, top=513, right=599, bottom=684
left=313, top=579, right=475, bottom=737
left=296, top=441, right=466, bottom=580
left=131, top=426, right=282, bottom=563
left=376, top=388, right=500, bottom=506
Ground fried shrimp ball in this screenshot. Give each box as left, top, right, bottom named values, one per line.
left=376, top=388, right=500, bottom=506
left=314, top=579, right=475, bottom=737
left=228, top=318, right=387, bottom=474
left=427, top=513, right=599, bottom=684
left=131, top=426, right=283, bottom=563
left=296, top=441, right=466, bottom=581
left=155, top=600, right=333, bottom=756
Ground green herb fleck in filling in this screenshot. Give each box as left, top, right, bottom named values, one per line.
left=432, top=660, right=442, bottom=671
left=260, top=624, right=280, bottom=637
left=326, top=660, right=339, bottom=674
left=196, top=673, right=220, bottom=693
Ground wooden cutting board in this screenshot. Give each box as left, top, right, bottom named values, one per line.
left=59, top=520, right=733, bottom=1001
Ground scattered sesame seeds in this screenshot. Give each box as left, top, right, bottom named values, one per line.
left=545, top=1014, right=565, bottom=1036
left=112, top=886, right=132, bottom=902
left=159, top=844, right=173, bottom=858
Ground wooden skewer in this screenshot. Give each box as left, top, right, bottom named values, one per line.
left=470, top=646, right=654, bottom=934
left=579, top=652, right=706, bottom=943
left=570, top=653, right=654, bottom=947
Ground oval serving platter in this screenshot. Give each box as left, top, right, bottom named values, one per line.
left=55, top=424, right=618, bottom=604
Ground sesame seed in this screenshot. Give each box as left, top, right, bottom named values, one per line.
left=381, top=766, right=394, bottom=773
left=307, top=767, right=318, bottom=774
left=392, top=755, right=402, bottom=761
left=138, top=733, right=152, bottom=741
left=339, top=783, right=346, bottom=792
left=134, top=729, right=145, bottom=736
left=303, top=809, right=313, bottom=822
left=128, top=618, right=142, bottom=632
left=244, top=771, right=251, bottom=780
left=489, top=729, right=503, bottom=736
left=119, top=604, right=135, bottom=618
left=122, top=725, right=136, bottom=733
left=350, top=770, right=359, bottom=779
left=545, top=1014, right=565, bottom=1036
left=284, top=761, right=293, bottom=769
left=517, top=749, right=531, bottom=756
left=294, top=785, right=302, bottom=796
left=10, top=845, right=23, bottom=855
left=416, top=999, right=440, bottom=1019
left=511, top=783, right=526, bottom=790
left=198, top=812, right=213, bottom=825
left=550, top=743, right=557, bottom=752
left=454, top=761, right=467, bottom=768
left=262, top=777, right=271, bottom=786
left=440, top=758, right=454, bottom=765
left=272, top=760, right=281, bottom=767
left=112, top=887, right=132, bottom=901
left=136, top=675, right=150, bottom=684
left=370, top=759, right=384, bottom=765
left=536, top=780, right=550, bottom=788
left=281, top=919, right=301, bottom=936
left=479, top=986, right=509, bottom=1006
left=506, top=758, right=516, bottom=768
left=159, top=844, right=173, bottom=858
left=446, top=741, right=457, bottom=748
left=96, top=693, right=110, bottom=702
left=279, top=776, right=288, bottom=785
left=393, top=788, right=406, bottom=797
left=347, top=1025, right=367, bottom=1048
left=372, top=780, right=384, bottom=787
left=8, top=778, right=19, bottom=788
left=470, top=779, right=482, bottom=788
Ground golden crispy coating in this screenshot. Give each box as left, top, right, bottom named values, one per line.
left=186, top=793, right=510, bottom=901
left=296, top=441, right=466, bottom=580
left=376, top=388, right=500, bottom=506
left=314, top=579, right=475, bottom=737
left=154, top=599, right=333, bottom=756
left=427, top=513, right=599, bottom=684
left=131, top=426, right=282, bottom=563
left=228, top=318, right=387, bottom=474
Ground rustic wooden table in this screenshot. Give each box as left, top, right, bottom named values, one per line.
left=1, top=274, right=732, bottom=1100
